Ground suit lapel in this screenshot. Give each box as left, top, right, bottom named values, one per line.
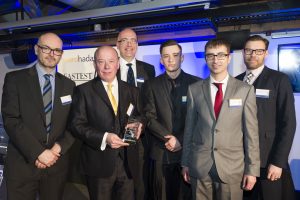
left=253, top=66, right=268, bottom=88
left=136, top=61, right=144, bottom=88
left=218, top=76, right=237, bottom=120
left=92, top=77, right=115, bottom=115
left=118, top=81, right=130, bottom=125
left=27, top=67, right=45, bottom=124
left=203, top=78, right=215, bottom=119
left=50, top=73, right=63, bottom=133
left=161, top=75, right=174, bottom=112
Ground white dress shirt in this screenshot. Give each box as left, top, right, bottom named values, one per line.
left=119, top=57, right=137, bottom=86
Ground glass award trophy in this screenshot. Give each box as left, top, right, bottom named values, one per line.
left=123, top=103, right=138, bottom=144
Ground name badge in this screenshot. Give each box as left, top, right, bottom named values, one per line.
left=256, top=89, right=270, bottom=98
left=136, top=78, right=144, bottom=83
left=60, top=95, right=72, bottom=105
left=229, top=99, right=242, bottom=107
left=182, top=96, right=187, bottom=103
left=126, top=103, right=134, bottom=116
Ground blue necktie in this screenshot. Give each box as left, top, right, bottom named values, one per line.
left=43, top=74, right=52, bottom=133
left=126, top=63, right=135, bottom=86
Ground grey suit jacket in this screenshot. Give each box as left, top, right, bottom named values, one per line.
left=182, top=76, right=260, bottom=184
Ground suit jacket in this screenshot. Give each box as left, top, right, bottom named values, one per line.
left=143, top=71, right=199, bottom=164
left=1, top=66, right=75, bottom=179
left=70, top=77, right=143, bottom=182
left=236, top=67, right=296, bottom=169
left=181, top=76, right=260, bottom=184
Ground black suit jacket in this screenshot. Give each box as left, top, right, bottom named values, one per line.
left=236, top=66, right=296, bottom=169
left=1, top=66, right=75, bottom=179
left=70, top=77, right=143, bottom=181
left=143, top=71, right=200, bottom=164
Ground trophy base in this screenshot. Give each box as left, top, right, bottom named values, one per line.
left=123, top=138, right=137, bottom=144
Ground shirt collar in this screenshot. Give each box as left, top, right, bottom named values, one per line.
left=246, top=65, right=265, bottom=77
left=119, top=56, right=136, bottom=67
left=210, top=73, right=229, bottom=85
left=101, top=77, right=118, bottom=88
left=35, top=62, right=56, bottom=78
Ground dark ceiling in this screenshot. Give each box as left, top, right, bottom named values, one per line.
left=0, top=0, right=300, bottom=52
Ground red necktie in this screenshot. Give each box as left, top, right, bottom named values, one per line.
left=213, top=83, right=223, bottom=119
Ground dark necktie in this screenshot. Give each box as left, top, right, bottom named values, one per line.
left=126, top=63, right=135, bottom=86
left=213, top=83, right=223, bottom=119
left=43, top=74, right=52, bottom=133
left=245, top=72, right=254, bottom=85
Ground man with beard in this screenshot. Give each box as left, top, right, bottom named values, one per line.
left=236, top=35, right=296, bottom=200
left=143, top=40, right=199, bottom=200
left=1, top=32, right=75, bottom=200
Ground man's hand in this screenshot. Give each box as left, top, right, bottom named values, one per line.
left=126, top=122, right=143, bottom=139
left=35, top=159, right=47, bottom=169
left=51, top=143, right=61, bottom=156
left=164, top=135, right=181, bottom=152
left=106, top=133, right=129, bottom=149
left=242, top=175, right=256, bottom=191
left=37, top=149, right=59, bottom=167
left=182, top=166, right=191, bottom=183
left=267, top=164, right=282, bottom=181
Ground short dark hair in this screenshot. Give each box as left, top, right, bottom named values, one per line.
left=205, top=38, right=231, bottom=53
left=244, top=35, right=269, bottom=50
left=160, top=40, right=182, bottom=54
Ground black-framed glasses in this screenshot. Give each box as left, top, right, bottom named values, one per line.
left=244, top=48, right=266, bottom=55
left=117, top=38, right=137, bottom=45
left=205, top=53, right=229, bottom=60
left=37, top=44, right=63, bottom=56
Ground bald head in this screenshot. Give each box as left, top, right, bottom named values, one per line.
left=116, top=28, right=138, bottom=62
left=34, top=32, right=63, bottom=73
left=94, top=46, right=120, bottom=83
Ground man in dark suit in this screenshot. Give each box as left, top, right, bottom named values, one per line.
left=143, top=40, right=199, bottom=200
left=236, top=35, right=296, bottom=200
left=116, top=27, right=155, bottom=200
left=1, top=32, right=75, bottom=200
left=182, top=39, right=260, bottom=200
left=70, top=46, right=144, bottom=200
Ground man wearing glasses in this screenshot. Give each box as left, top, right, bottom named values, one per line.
left=1, top=32, right=75, bottom=200
left=116, top=28, right=155, bottom=200
left=236, top=35, right=296, bottom=200
left=182, top=38, right=260, bottom=200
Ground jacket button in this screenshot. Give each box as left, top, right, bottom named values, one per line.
left=214, top=148, right=218, bottom=151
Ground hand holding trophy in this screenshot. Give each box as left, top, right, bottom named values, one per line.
left=123, top=103, right=143, bottom=144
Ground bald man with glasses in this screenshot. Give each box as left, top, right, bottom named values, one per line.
left=1, top=32, right=75, bottom=200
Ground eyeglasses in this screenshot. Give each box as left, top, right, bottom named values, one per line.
left=117, top=38, right=137, bottom=45
left=205, top=53, right=229, bottom=60
left=244, top=48, right=266, bottom=55
left=37, top=44, right=63, bottom=56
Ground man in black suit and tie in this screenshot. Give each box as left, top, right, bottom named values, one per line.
left=143, top=40, right=199, bottom=200
left=70, top=46, right=144, bottom=200
left=1, top=32, right=75, bottom=200
left=116, top=27, right=155, bottom=200
left=236, top=35, right=296, bottom=200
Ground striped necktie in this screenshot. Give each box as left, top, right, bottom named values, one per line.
left=107, top=83, right=118, bottom=115
left=245, top=72, right=254, bottom=85
left=43, top=74, right=52, bottom=133
left=126, top=63, right=135, bottom=86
